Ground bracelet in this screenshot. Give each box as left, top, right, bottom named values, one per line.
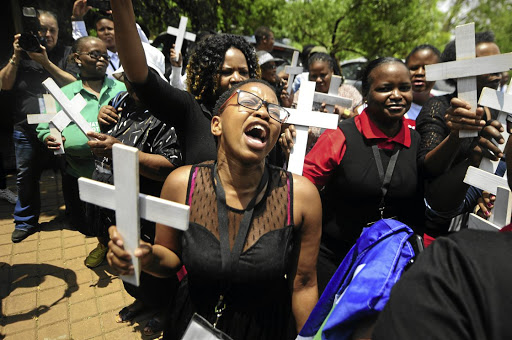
left=9, top=57, right=18, bottom=67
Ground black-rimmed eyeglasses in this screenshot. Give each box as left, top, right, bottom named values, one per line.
left=219, top=89, right=290, bottom=123
left=78, top=51, right=111, bottom=61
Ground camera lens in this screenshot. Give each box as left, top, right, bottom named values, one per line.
left=19, top=33, right=43, bottom=53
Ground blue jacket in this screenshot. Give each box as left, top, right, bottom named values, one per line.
left=298, top=219, right=416, bottom=340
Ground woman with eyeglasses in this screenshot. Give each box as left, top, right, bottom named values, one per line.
left=36, top=36, right=125, bottom=235
left=107, top=79, right=322, bottom=340
left=110, top=0, right=259, bottom=165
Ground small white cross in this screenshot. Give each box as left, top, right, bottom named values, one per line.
left=463, top=166, right=511, bottom=231
left=167, top=17, right=196, bottom=62
left=27, top=93, right=87, bottom=155
left=478, top=79, right=512, bottom=173
left=426, top=23, right=512, bottom=138
left=42, top=78, right=95, bottom=138
left=286, top=81, right=339, bottom=175
left=284, top=51, right=302, bottom=95
left=313, top=75, right=353, bottom=113
left=78, top=144, right=190, bottom=286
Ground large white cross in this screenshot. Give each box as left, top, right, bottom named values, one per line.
left=478, top=80, right=512, bottom=173
left=41, top=78, right=95, bottom=139
left=426, top=23, right=512, bottom=138
left=463, top=166, right=511, bottom=231
left=167, top=16, right=196, bottom=62
left=78, top=144, right=190, bottom=286
left=286, top=81, right=339, bottom=175
left=313, top=75, right=353, bottom=113
left=27, top=93, right=87, bottom=155
left=284, top=51, right=302, bottom=95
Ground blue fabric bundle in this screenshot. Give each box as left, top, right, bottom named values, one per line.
left=297, top=219, right=415, bottom=340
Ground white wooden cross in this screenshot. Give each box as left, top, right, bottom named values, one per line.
left=167, top=16, right=196, bottom=62
left=286, top=81, right=339, bottom=175
left=478, top=80, right=512, bottom=173
left=463, top=166, right=511, bottom=231
left=425, top=22, right=512, bottom=138
left=313, top=75, right=353, bottom=113
left=27, top=94, right=87, bottom=155
left=41, top=78, right=95, bottom=139
left=284, top=51, right=302, bottom=95
left=78, top=144, right=190, bottom=286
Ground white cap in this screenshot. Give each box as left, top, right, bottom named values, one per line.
left=113, top=43, right=166, bottom=81
left=256, top=50, right=284, bottom=66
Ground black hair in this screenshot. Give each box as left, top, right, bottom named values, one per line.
left=38, top=10, right=58, bottom=23
left=300, top=44, right=316, bottom=67
left=213, top=78, right=276, bottom=117
left=441, top=31, right=496, bottom=86
left=254, top=26, right=273, bottom=45
left=186, top=34, right=261, bottom=110
left=308, top=52, right=334, bottom=70
left=362, top=57, right=407, bottom=97
left=95, top=16, right=114, bottom=28
left=405, top=44, right=441, bottom=65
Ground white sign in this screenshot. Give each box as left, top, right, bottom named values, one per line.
left=78, top=144, right=190, bottom=286
left=167, top=16, right=196, bottom=62
left=286, top=81, right=339, bottom=175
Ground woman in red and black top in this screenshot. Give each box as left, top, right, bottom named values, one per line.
left=303, top=57, right=426, bottom=293
left=303, top=57, right=504, bottom=293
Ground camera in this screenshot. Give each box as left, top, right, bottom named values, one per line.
left=18, top=7, right=46, bottom=53
left=88, top=0, right=111, bottom=11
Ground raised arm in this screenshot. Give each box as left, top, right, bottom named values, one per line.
left=291, top=174, right=322, bottom=332
left=110, top=0, right=147, bottom=83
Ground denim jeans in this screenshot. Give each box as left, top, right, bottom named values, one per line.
left=13, top=129, right=45, bottom=231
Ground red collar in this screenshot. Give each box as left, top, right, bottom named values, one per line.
left=357, top=109, right=411, bottom=148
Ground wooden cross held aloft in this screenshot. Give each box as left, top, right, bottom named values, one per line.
left=286, top=81, right=339, bottom=175
left=313, top=75, right=353, bottom=113
left=27, top=93, right=87, bottom=155
left=478, top=79, right=512, bottom=173
left=463, top=166, right=511, bottom=231
left=284, top=51, right=302, bottom=95
left=167, top=16, right=196, bottom=62
left=42, top=78, right=95, bottom=139
left=78, top=144, right=190, bottom=286
left=426, top=22, right=512, bottom=138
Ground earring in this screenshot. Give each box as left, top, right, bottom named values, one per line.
left=77, top=63, right=82, bottom=67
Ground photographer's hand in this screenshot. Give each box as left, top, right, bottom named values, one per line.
left=0, top=34, right=23, bottom=90
left=13, top=34, right=23, bottom=59
left=26, top=46, right=50, bottom=67
left=26, top=46, right=77, bottom=87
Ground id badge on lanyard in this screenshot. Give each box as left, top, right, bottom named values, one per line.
left=181, top=313, right=233, bottom=340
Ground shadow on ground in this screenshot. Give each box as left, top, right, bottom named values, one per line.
left=0, top=262, right=78, bottom=339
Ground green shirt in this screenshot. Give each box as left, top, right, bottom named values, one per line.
left=37, top=77, right=126, bottom=178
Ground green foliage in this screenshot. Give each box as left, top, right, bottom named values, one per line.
left=20, top=0, right=510, bottom=62
left=465, top=0, right=512, bottom=53
left=274, top=0, right=449, bottom=61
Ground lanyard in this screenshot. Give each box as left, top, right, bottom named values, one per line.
left=212, top=162, right=269, bottom=326
left=371, top=144, right=400, bottom=219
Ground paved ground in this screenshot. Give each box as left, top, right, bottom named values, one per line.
left=0, top=170, right=162, bottom=340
